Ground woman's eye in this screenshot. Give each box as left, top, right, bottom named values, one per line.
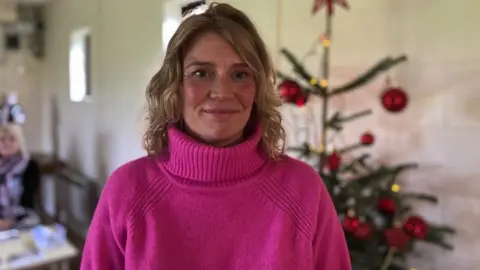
left=193, top=70, right=208, bottom=78
left=233, top=71, right=250, bottom=80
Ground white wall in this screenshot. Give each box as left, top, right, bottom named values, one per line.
left=40, top=0, right=480, bottom=268
left=0, top=49, right=44, bottom=153
left=42, top=0, right=163, bottom=182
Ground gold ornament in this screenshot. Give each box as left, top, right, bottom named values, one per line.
left=391, top=184, right=400, bottom=192
left=317, top=144, right=325, bottom=153
left=320, top=79, right=328, bottom=87
left=322, top=39, right=330, bottom=47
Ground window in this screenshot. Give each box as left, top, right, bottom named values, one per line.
left=69, top=27, right=91, bottom=102
left=162, top=18, right=180, bottom=52
left=162, top=0, right=206, bottom=52
left=181, top=0, right=206, bottom=16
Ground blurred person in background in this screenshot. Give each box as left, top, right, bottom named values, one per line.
left=0, top=124, right=40, bottom=231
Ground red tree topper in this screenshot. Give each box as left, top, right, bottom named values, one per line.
left=312, top=0, right=349, bottom=15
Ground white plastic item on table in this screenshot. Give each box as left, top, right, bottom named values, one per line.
left=0, top=224, right=78, bottom=270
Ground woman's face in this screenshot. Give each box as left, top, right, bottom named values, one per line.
left=0, top=132, right=19, bottom=157
left=182, top=32, right=256, bottom=147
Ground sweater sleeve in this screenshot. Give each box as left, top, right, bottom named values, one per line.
left=313, top=184, right=351, bottom=270
left=81, top=169, right=127, bottom=270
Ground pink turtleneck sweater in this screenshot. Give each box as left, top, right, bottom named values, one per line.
left=80, top=125, right=351, bottom=270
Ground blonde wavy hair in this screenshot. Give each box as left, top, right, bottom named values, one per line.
left=0, top=124, right=28, bottom=156
left=143, top=2, right=285, bottom=159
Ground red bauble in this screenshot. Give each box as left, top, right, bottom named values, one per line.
left=278, top=80, right=301, bottom=102
left=295, top=96, right=308, bottom=107
left=343, top=216, right=359, bottom=233
left=385, top=227, right=411, bottom=250
left=381, top=87, right=408, bottom=113
left=360, top=131, right=375, bottom=145
left=404, top=215, right=428, bottom=239
left=327, top=151, right=341, bottom=171
left=354, top=222, right=373, bottom=239
left=378, top=197, right=396, bottom=214
left=278, top=80, right=309, bottom=107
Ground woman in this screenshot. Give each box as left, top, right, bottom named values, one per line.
left=0, top=124, right=40, bottom=231
left=81, top=3, right=350, bottom=270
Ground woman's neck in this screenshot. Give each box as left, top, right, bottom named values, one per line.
left=184, top=128, right=243, bottom=148
left=159, top=123, right=267, bottom=186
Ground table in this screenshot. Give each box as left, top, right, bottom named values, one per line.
left=0, top=227, right=78, bottom=270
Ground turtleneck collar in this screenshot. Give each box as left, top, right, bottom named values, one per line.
left=160, top=124, right=268, bottom=184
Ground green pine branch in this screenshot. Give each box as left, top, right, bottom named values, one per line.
left=339, top=153, right=371, bottom=173
left=356, top=155, right=376, bottom=172
left=340, top=163, right=416, bottom=195
left=399, top=205, right=412, bottom=216
left=388, top=263, right=408, bottom=270
left=386, top=163, right=418, bottom=187
left=344, top=166, right=392, bottom=190
left=424, top=225, right=456, bottom=250
left=338, top=143, right=364, bottom=154
left=431, top=225, right=457, bottom=234
left=400, top=192, right=438, bottom=203
left=287, top=142, right=316, bottom=158
left=279, top=49, right=327, bottom=96
left=279, top=49, right=313, bottom=81
left=325, top=109, right=372, bottom=131
left=345, top=153, right=377, bottom=173
left=321, top=173, right=341, bottom=194
left=275, top=70, right=296, bottom=82
left=329, top=55, right=408, bottom=97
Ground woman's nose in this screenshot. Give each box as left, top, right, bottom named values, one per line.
left=210, top=75, right=234, bottom=99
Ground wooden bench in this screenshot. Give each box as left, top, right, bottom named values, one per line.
left=32, top=154, right=100, bottom=269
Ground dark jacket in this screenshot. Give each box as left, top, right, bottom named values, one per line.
left=19, top=159, right=40, bottom=210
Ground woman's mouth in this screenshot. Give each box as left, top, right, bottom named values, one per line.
left=203, top=109, right=239, bottom=120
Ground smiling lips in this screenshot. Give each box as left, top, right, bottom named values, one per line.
left=203, top=108, right=239, bottom=120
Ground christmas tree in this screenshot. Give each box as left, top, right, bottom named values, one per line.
left=277, top=1, right=455, bottom=270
